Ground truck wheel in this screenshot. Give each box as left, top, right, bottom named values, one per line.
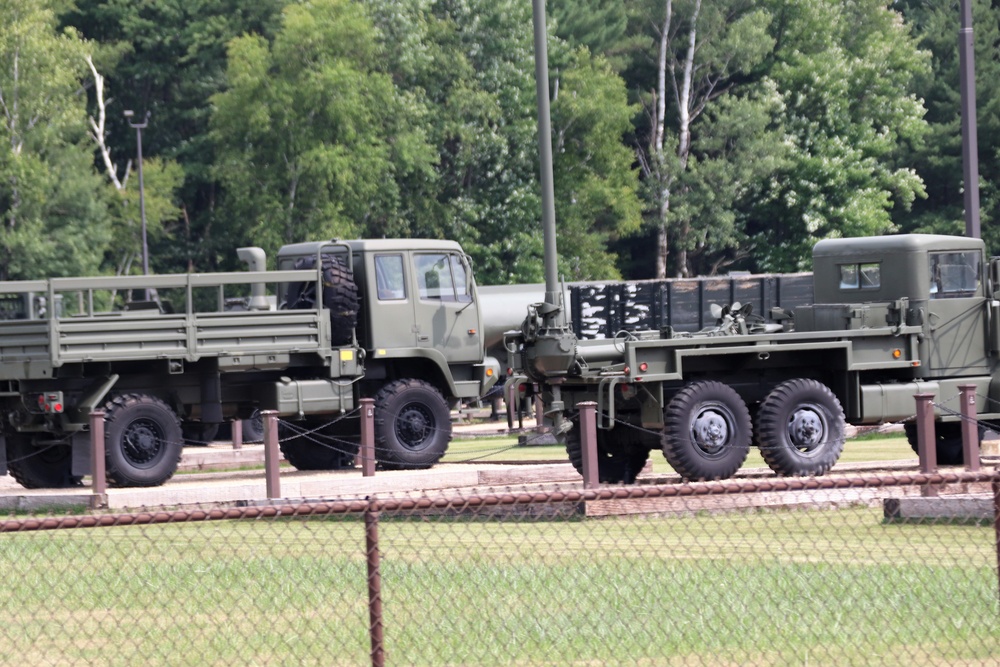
left=564, top=421, right=652, bottom=484
left=280, top=417, right=359, bottom=470
left=756, top=379, right=845, bottom=476
left=285, top=254, right=359, bottom=346
left=373, top=379, right=451, bottom=470
left=663, top=381, right=752, bottom=481
left=103, top=394, right=183, bottom=487
left=181, top=421, right=219, bottom=446
left=902, top=422, right=971, bottom=466
left=5, top=434, right=82, bottom=489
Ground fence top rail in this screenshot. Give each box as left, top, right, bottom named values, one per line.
left=2, top=469, right=997, bottom=533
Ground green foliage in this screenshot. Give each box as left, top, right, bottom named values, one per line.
left=0, top=0, right=113, bottom=279
left=896, top=0, right=1000, bottom=258
left=211, top=0, right=437, bottom=253
left=746, top=0, right=930, bottom=272
left=551, top=48, right=642, bottom=280
left=63, top=0, right=290, bottom=271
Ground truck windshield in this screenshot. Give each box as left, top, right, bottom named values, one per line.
left=414, top=253, right=472, bottom=303
left=929, top=251, right=980, bottom=298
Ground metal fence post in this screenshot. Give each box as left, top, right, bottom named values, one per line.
left=958, top=384, right=981, bottom=472
left=89, top=410, right=107, bottom=509
left=507, top=382, right=516, bottom=430
left=914, top=393, right=937, bottom=497
left=993, top=471, right=1000, bottom=609
left=232, top=418, right=243, bottom=450
left=365, top=499, right=385, bottom=667
left=360, top=398, right=376, bottom=477
left=261, top=410, right=280, bottom=499
left=578, top=401, right=599, bottom=489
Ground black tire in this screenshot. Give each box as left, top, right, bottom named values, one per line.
left=564, top=418, right=654, bottom=484
left=373, top=379, right=451, bottom=470
left=242, top=410, right=265, bottom=443
left=285, top=254, right=359, bottom=346
left=181, top=421, right=220, bottom=446
left=279, top=416, right=360, bottom=470
left=903, top=422, right=972, bottom=466
left=663, top=381, right=752, bottom=481
left=755, top=379, right=845, bottom=476
left=5, top=433, right=82, bottom=489
left=103, top=394, right=183, bottom=487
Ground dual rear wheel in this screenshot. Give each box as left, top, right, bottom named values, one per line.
left=570, top=378, right=846, bottom=484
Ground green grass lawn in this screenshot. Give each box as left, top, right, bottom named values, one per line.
left=444, top=429, right=915, bottom=475
left=0, top=504, right=995, bottom=666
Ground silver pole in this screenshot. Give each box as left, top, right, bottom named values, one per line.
left=958, top=0, right=981, bottom=238
left=531, top=0, right=560, bottom=313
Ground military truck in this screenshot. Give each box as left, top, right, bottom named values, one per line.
left=0, top=239, right=500, bottom=489
left=506, top=233, right=999, bottom=483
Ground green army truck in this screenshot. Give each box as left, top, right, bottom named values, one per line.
left=0, top=239, right=500, bottom=489
left=506, top=233, right=999, bottom=483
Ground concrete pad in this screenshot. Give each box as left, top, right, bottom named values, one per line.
left=883, top=494, right=997, bottom=522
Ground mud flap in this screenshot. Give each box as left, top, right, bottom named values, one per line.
left=71, top=431, right=91, bottom=476
left=0, top=434, right=6, bottom=475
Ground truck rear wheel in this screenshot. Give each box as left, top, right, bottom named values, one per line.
left=280, top=416, right=359, bottom=470
left=5, top=434, right=82, bottom=489
left=103, top=394, right=183, bottom=487
left=373, top=379, right=451, bottom=470
left=663, top=381, right=752, bottom=481
left=902, top=422, right=971, bottom=466
left=564, top=420, right=653, bottom=484
left=756, top=379, right=845, bottom=476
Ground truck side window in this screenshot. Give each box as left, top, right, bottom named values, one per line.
left=375, top=255, right=406, bottom=300
left=414, top=253, right=472, bottom=302
left=838, top=263, right=879, bottom=290
left=929, top=251, right=980, bottom=299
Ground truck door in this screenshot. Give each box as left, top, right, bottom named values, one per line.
left=411, top=252, right=482, bottom=364
left=369, top=253, right=417, bottom=351
left=925, top=250, right=989, bottom=375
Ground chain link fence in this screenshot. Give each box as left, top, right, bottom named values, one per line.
left=2, top=471, right=999, bottom=666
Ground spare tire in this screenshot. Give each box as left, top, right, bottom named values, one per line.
left=285, top=254, right=359, bottom=346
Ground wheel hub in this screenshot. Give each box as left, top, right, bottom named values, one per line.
left=692, top=409, right=729, bottom=454
left=397, top=405, right=432, bottom=449
left=124, top=421, right=162, bottom=465
left=789, top=408, right=824, bottom=450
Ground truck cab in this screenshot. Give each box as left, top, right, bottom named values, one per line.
left=804, top=234, right=991, bottom=378
left=275, top=239, right=498, bottom=403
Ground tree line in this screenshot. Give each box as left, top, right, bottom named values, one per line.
left=0, top=0, right=995, bottom=284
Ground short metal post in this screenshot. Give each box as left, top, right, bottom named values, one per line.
left=89, top=410, right=107, bottom=508
left=535, top=394, right=543, bottom=430
left=958, top=384, right=981, bottom=472
left=914, top=393, right=937, bottom=497
left=360, top=398, right=376, bottom=477
left=365, top=500, right=385, bottom=667
left=262, top=410, right=280, bottom=499
left=232, top=418, right=243, bottom=450
left=578, top=401, right=599, bottom=489
left=506, top=382, right=515, bottom=430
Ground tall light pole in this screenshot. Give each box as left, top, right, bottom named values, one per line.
left=124, top=110, right=151, bottom=284
left=958, top=0, right=980, bottom=239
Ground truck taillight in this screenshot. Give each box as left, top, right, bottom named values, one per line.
left=38, top=392, right=65, bottom=414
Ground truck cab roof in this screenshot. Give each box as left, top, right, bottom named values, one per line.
left=278, top=238, right=466, bottom=257
left=811, top=233, right=986, bottom=304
